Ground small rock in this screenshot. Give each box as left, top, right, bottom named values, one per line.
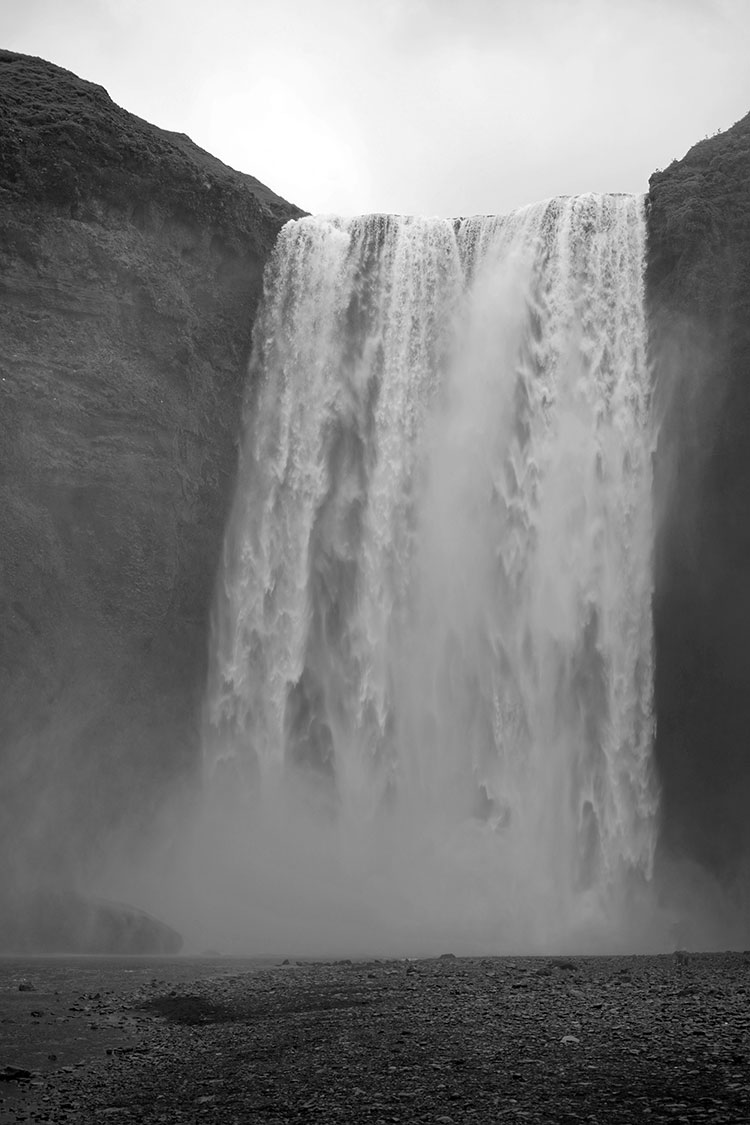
left=561, top=1034, right=580, bottom=1046
left=18, top=982, right=36, bottom=992
left=0, top=1066, right=32, bottom=1081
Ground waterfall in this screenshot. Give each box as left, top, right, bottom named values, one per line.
left=203, top=195, right=658, bottom=954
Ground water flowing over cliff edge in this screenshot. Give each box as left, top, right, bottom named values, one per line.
left=189, top=196, right=659, bottom=954
left=3, top=50, right=750, bottom=951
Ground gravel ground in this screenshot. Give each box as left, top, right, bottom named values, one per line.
left=1, top=953, right=749, bottom=1123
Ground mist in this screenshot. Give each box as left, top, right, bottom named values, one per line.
left=99, top=766, right=670, bottom=959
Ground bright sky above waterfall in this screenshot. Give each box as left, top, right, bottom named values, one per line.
left=6, top=0, right=750, bottom=216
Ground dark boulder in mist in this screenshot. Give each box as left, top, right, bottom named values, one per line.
left=0, top=50, right=303, bottom=909
left=648, top=111, right=750, bottom=898
left=0, top=888, right=182, bottom=954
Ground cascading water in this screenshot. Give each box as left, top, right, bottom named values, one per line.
left=202, top=194, right=659, bottom=955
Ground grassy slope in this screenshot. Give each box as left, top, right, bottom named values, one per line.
left=0, top=49, right=303, bottom=230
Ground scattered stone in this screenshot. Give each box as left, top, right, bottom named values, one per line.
left=17, top=981, right=36, bottom=992
left=2, top=951, right=750, bottom=1121
left=0, top=1065, right=32, bottom=1081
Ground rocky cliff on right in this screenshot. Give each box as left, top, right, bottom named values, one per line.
left=648, top=110, right=750, bottom=911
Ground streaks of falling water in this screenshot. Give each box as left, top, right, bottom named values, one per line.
left=203, top=195, right=658, bottom=953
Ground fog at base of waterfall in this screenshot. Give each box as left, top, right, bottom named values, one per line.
left=118, top=770, right=666, bottom=959
left=143, top=197, right=665, bottom=956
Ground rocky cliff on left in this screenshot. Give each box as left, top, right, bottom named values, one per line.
left=0, top=49, right=303, bottom=904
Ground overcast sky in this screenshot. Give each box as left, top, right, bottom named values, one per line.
left=6, top=0, right=750, bottom=216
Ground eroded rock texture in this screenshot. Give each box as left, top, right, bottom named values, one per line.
left=0, top=50, right=302, bottom=889
left=648, top=112, right=750, bottom=892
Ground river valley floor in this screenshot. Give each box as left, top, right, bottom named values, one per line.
left=0, top=952, right=748, bottom=1123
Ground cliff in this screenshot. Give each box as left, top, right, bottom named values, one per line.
left=0, top=49, right=303, bottom=898
left=648, top=112, right=750, bottom=894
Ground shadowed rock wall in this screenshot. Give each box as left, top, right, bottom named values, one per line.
left=0, top=50, right=303, bottom=888
left=648, top=112, right=750, bottom=900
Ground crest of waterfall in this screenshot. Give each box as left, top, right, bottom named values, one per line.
left=203, top=195, right=658, bottom=953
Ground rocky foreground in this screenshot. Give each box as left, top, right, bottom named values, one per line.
left=1, top=953, right=749, bottom=1123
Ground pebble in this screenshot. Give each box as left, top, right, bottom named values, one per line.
left=3, top=954, right=750, bottom=1122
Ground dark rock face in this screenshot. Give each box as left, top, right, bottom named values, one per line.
left=0, top=50, right=303, bottom=886
left=648, top=113, right=750, bottom=894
